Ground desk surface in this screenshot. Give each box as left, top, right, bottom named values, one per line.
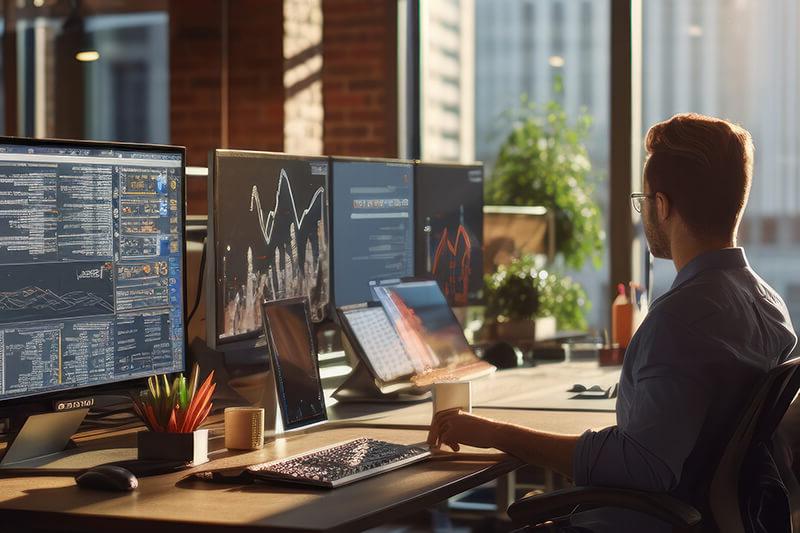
left=0, top=410, right=614, bottom=532
left=0, top=405, right=614, bottom=533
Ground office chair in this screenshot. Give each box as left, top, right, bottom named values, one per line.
left=507, top=357, right=800, bottom=533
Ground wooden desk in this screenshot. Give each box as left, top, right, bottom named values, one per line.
left=0, top=409, right=614, bottom=532
left=328, top=363, right=621, bottom=425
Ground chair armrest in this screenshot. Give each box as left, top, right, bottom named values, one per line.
left=507, top=486, right=702, bottom=528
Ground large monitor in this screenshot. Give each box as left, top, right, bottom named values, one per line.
left=330, top=157, right=414, bottom=308
left=414, top=162, right=484, bottom=306
left=207, top=150, right=329, bottom=349
left=0, top=138, right=186, bottom=405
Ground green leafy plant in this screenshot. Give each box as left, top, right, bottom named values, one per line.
left=132, top=363, right=215, bottom=433
left=485, top=255, right=590, bottom=331
left=485, top=89, right=605, bottom=270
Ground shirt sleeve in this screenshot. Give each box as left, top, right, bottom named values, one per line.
left=573, top=311, right=712, bottom=492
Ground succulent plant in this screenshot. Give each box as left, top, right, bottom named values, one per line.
left=132, top=363, right=215, bottom=433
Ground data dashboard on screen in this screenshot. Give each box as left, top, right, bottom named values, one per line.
left=210, top=151, right=330, bottom=347
left=0, top=140, right=185, bottom=401
left=331, top=158, right=414, bottom=307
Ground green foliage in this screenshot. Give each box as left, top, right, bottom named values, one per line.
left=484, top=257, right=540, bottom=322
left=485, top=91, right=605, bottom=270
left=485, top=255, right=590, bottom=331
left=535, top=267, right=590, bottom=331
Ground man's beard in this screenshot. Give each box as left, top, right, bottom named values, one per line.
left=643, top=207, right=671, bottom=259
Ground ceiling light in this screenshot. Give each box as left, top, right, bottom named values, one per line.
left=75, top=50, right=100, bottom=62
left=548, top=55, right=565, bottom=68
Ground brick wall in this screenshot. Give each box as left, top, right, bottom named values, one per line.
left=322, top=0, right=398, bottom=157
left=170, top=0, right=284, bottom=214
left=170, top=0, right=399, bottom=214
left=228, top=0, right=285, bottom=151
left=170, top=0, right=223, bottom=168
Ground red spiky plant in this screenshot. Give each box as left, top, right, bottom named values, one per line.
left=132, top=363, right=216, bottom=433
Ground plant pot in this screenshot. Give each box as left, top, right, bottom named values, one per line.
left=497, top=319, right=535, bottom=344
left=496, top=316, right=557, bottom=344
left=137, top=428, right=209, bottom=465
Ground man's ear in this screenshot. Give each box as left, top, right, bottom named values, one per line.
left=655, top=192, right=671, bottom=222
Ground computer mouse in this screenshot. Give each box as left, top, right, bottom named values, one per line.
left=568, top=384, right=587, bottom=393
left=75, top=465, right=138, bottom=492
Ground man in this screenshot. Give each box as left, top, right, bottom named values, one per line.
left=428, top=113, right=798, bottom=532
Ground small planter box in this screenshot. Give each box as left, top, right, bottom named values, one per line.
left=137, top=429, right=209, bottom=465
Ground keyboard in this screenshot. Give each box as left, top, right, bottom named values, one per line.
left=411, top=360, right=496, bottom=387
left=247, top=438, right=431, bottom=488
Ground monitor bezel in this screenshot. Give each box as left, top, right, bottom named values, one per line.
left=261, top=296, right=328, bottom=431
left=328, top=156, right=416, bottom=311
left=412, top=160, right=485, bottom=307
left=207, top=149, right=331, bottom=350
left=0, top=135, right=188, bottom=413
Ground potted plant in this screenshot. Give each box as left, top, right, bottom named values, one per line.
left=132, top=363, right=215, bottom=465
left=485, top=87, right=605, bottom=271
left=485, top=255, right=590, bottom=343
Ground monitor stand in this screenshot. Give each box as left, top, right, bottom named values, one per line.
left=1, top=408, right=88, bottom=467
left=0, top=408, right=138, bottom=471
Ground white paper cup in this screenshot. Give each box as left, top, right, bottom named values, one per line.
left=432, top=381, right=472, bottom=416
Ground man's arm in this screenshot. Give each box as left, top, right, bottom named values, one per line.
left=427, top=409, right=581, bottom=478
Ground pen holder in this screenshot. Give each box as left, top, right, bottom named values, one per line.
left=137, top=429, right=209, bottom=465
left=598, top=347, right=624, bottom=367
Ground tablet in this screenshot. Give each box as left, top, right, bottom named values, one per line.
left=261, top=297, right=327, bottom=431
left=371, top=279, right=480, bottom=371
left=337, top=303, right=417, bottom=382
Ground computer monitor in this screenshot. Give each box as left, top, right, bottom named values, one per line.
left=329, top=157, right=414, bottom=308
left=207, top=150, right=330, bottom=349
left=261, top=297, right=326, bottom=431
left=0, top=138, right=186, bottom=407
left=414, top=162, right=484, bottom=306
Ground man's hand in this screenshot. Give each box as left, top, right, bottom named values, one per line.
left=427, top=408, right=502, bottom=451
left=426, top=408, right=582, bottom=479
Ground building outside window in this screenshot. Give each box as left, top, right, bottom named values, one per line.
left=642, top=0, right=800, bottom=335
left=421, top=0, right=611, bottom=331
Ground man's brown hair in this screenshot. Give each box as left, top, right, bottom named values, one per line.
left=644, top=113, right=754, bottom=241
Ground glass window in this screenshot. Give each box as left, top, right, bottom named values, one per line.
left=420, top=0, right=611, bottom=331
left=642, top=0, right=800, bottom=334
left=15, top=1, right=168, bottom=143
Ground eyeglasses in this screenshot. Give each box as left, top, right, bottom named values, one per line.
left=630, top=192, right=655, bottom=214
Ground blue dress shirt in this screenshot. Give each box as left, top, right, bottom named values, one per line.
left=570, top=248, right=797, bottom=532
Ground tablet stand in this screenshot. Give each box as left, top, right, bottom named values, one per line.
left=331, top=336, right=429, bottom=403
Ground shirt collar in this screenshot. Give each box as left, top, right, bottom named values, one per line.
left=671, top=247, right=749, bottom=290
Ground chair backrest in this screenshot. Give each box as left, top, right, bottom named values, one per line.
left=707, top=357, right=800, bottom=533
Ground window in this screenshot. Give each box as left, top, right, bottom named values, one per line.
left=642, top=0, right=800, bottom=333
left=14, top=1, right=168, bottom=143
left=420, top=0, right=611, bottom=330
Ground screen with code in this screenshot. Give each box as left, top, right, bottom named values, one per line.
left=0, top=141, right=185, bottom=402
